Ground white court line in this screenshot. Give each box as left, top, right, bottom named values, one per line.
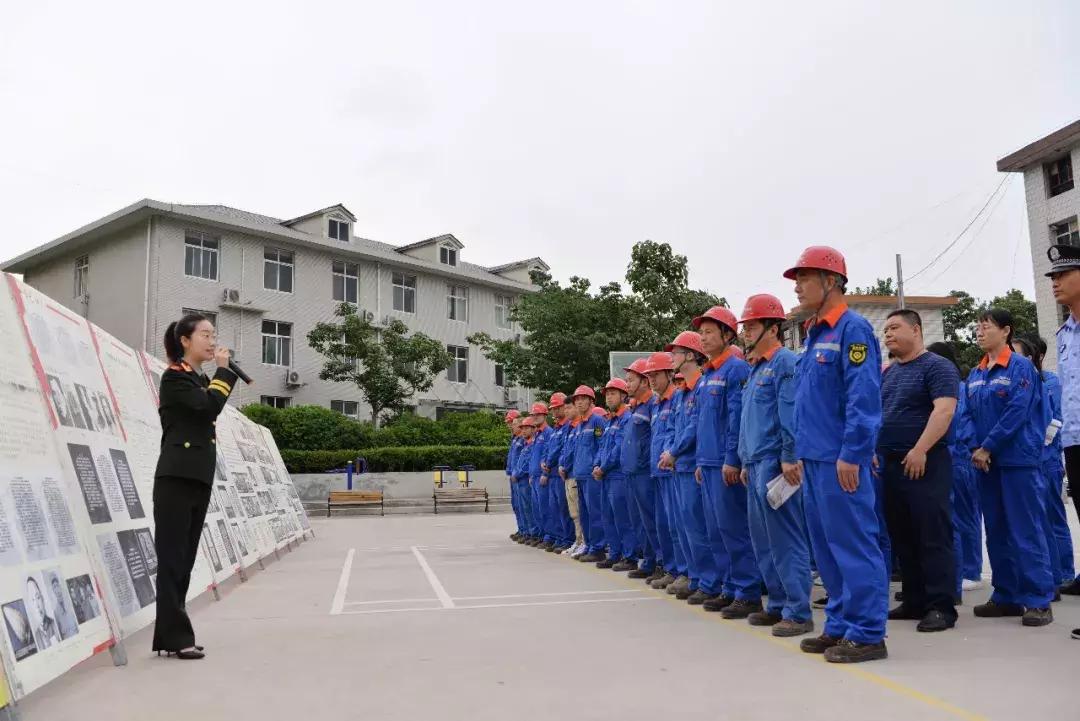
left=343, top=598, right=440, bottom=607
left=338, top=595, right=663, bottom=616
left=329, top=548, right=355, bottom=615
left=453, top=589, right=644, bottom=601
left=411, top=545, right=455, bottom=608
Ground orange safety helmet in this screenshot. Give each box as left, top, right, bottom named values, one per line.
left=664, top=330, right=705, bottom=356
left=644, top=351, right=675, bottom=373
left=504, top=409, right=520, bottom=423
left=530, top=402, right=549, bottom=415
left=571, top=384, right=596, bottom=401
left=739, top=294, right=786, bottom=323
left=548, top=392, right=567, bottom=409
left=592, top=406, right=608, bottom=417
left=520, top=416, right=537, bottom=428
left=623, top=357, right=650, bottom=377
left=692, top=306, right=738, bottom=334
left=783, top=245, right=848, bottom=281
left=604, top=377, right=629, bottom=393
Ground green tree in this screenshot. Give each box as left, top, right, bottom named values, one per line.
left=942, top=290, right=978, bottom=344
left=852, top=277, right=896, bottom=296
left=980, top=289, right=1038, bottom=338
left=941, top=289, right=1038, bottom=374
left=307, top=303, right=451, bottom=425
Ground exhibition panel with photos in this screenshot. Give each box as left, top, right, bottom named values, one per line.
left=0, top=275, right=312, bottom=704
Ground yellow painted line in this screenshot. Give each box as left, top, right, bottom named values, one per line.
left=567, top=555, right=989, bottom=721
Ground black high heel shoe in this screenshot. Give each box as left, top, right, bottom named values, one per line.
left=156, top=647, right=205, bottom=660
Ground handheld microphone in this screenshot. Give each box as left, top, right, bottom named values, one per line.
left=228, top=359, right=253, bottom=385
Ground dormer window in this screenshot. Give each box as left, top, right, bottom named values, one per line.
left=329, top=218, right=350, bottom=242
left=439, top=244, right=457, bottom=266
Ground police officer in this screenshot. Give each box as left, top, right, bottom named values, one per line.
left=737, top=294, right=814, bottom=637
left=541, top=393, right=575, bottom=553
left=153, top=313, right=238, bottom=659
left=623, top=359, right=662, bottom=582
left=526, top=402, right=553, bottom=549
left=786, top=246, right=888, bottom=663
left=693, top=306, right=762, bottom=618
left=659, top=331, right=721, bottom=604
left=594, top=379, right=639, bottom=570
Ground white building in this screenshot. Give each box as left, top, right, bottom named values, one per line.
left=998, top=119, right=1079, bottom=367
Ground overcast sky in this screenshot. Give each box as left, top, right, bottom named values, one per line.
left=2, top=1, right=1077, bottom=311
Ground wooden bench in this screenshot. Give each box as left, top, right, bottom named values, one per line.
left=433, top=487, right=489, bottom=514
left=327, top=490, right=384, bottom=517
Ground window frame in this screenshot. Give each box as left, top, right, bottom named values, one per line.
left=1052, top=217, right=1080, bottom=247
left=332, top=260, right=360, bottom=304
left=184, top=230, right=220, bottom=282
left=495, top=294, right=513, bottom=329
left=331, top=400, right=360, bottom=418
left=447, top=344, right=468, bottom=384
left=74, top=255, right=89, bottom=299
left=1046, top=155, right=1075, bottom=198
left=261, top=320, right=293, bottom=367
left=439, top=244, right=458, bottom=267
left=263, top=248, right=295, bottom=294
left=447, top=284, right=469, bottom=322
left=392, top=271, right=417, bottom=314
left=494, top=363, right=506, bottom=388
left=260, top=395, right=292, bottom=409
left=328, top=217, right=351, bottom=242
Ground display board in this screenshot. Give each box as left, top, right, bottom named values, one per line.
left=0, top=274, right=312, bottom=704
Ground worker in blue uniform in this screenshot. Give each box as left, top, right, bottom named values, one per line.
left=506, top=411, right=526, bottom=542
left=541, top=392, right=574, bottom=553
left=963, top=308, right=1055, bottom=627
left=514, top=417, right=538, bottom=541
left=594, top=378, right=639, bottom=570
left=693, top=305, right=761, bottom=617
left=645, top=351, right=683, bottom=590
left=786, top=245, right=888, bottom=664
left=527, top=402, right=553, bottom=549
left=1011, top=336, right=1075, bottom=591
left=570, top=386, right=608, bottom=563
left=736, top=293, right=814, bottom=637
left=622, top=358, right=662, bottom=582
left=659, top=330, right=721, bottom=603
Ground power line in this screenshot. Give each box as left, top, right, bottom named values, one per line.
left=904, top=175, right=1011, bottom=282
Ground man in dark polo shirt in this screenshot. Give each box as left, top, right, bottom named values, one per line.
left=879, top=309, right=960, bottom=632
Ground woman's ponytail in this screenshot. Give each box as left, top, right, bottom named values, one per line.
left=163, top=313, right=207, bottom=363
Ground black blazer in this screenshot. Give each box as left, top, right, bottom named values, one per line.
left=154, top=362, right=238, bottom=485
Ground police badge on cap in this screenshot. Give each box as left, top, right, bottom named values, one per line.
left=1046, top=244, right=1080, bottom=277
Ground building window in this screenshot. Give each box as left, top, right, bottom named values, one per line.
left=447, top=345, right=468, bottom=383
left=392, top=272, right=416, bottom=313
left=495, top=363, right=506, bottom=387
left=440, top=245, right=458, bottom=267
left=263, top=249, right=294, bottom=293
left=331, top=400, right=359, bottom=418
left=184, top=231, right=219, bottom=281
left=261, top=320, right=292, bottom=366
left=74, top=256, right=89, bottom=299
left=181, top=308, right=218, bottom=327
left=260, top=396, right=291, bottom=409
left=1046, top=156, right=1075, bottom=198
left=332, top=261, right=359, bottom=304
left=1053, top=218, right=1079, bottom=247
left=329, top=218, right=350, bottom=242
left=495, top=294, right=512, bottom=329
left=447, top=285, right=469, bottom=322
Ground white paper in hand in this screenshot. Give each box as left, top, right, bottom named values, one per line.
left=766, top=474, right=801, bottom=510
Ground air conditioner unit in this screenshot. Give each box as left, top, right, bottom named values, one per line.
left=381, top=314, right=394, bottom=326
left=503, top=387, right=519, bottom=404
left=222, top=288, right=241, bottom=304
left=362, top=310, right=375, bottom=322
left=284, top=370, right=303, bottom=387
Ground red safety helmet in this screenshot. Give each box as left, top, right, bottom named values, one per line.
left=783, top=245, right=848, bottom=281
left=548, top=392, right=567, bottom=409
left=504, top=409, right=520, bottom=423
left=604, top=377, right=629, bottom=393
left=739, top=294, right=786, bottom=323
left=623, top=357, right=650, bottom=377
left=644, top=351, right=675, bottom=373
left=664, top=330, right=705, bottom=356
left=692, top=306, right=738, bottom=333
left=520, top=416, right=537, bottom=428
left=530, top=402, right=549, bottom=415
left=571, top=384, right=596, bottom=401
left=592, top=406, right=608, bottom=417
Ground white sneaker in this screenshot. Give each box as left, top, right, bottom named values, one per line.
left=961, top=578, right=985, bottom=592
left=571, top=544, right=587, bottom=558
left=563, top=544, right=579, bottom=556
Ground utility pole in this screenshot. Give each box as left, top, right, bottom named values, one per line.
left=896, top=253, right=905, bottom=310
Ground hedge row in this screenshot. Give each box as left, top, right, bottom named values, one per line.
left=242, top=404, right=511, bottom=451
left=281, top=445, right=510, bottom=474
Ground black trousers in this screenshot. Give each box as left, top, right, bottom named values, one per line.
left=1065, top=446, right=1080, bottom=523
left=152, top=475, right=211, bottom=652
left=882, top=445, right=957, bottom=619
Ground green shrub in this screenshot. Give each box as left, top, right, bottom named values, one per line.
left=281, top=446, right=509, bottom=473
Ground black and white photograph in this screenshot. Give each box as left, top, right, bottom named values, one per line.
left=42, top=568, right=79, bottom=640
left=259, top=466, right=277, bottom=485
left=46, top=374, right=74, bottom=427
left=240, top=496, right=261, bottom=518
left=67, top=443, right=111, bottom=524
left=202, top=525, right=222, bottom=573
left=109, top=448, right=144, bottom=519
left=2, top=599, right=37, bottom=661
left=24, top=574, right=61, bottom=650
left=214, top=453, right=228, bottom=482
left=231, top=522, right=248, bottom=558
left=73, top=384, right=97, bottom=433
left=116, top=529, right=156, bottom=608
left=216, top=520, right=238, bottom=566
left=65, top=575, right=100, bottom=625
left=134, top=527, right=157, bottom=577
left=237, top=442, right=256, bottom=464
left=232, top=471, right=253, bottom=494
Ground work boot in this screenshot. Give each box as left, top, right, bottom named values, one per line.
left=702, top=595, right=735, bottom=612
left=627, top=567, right=651, bottom=579
left=824, top=639, right=888, bottom=664
left=799, top=633, right=841, bottom=654
left=546, top=544, right=562, bottom=553
left=596, top=556, right=617, bottom=569
left=510, top=533, right=520, bottom=541
left=888, top=605, right=923, bottom=621
left=1054, top=590, right=1062, bottom=603
left=540, top=541, right=555, bottom=551
left=1022, top=607, right=1054, bottom=627
left=612, top=559, right=637, bottom=572
left=772, top=619, right=814, bottom=637
left=686, top=590, right=710, bottom=605
left=579, top=552, right=604, bottom=563
left=1060, top=578, right=1080, bottom=596
left=668, top=576, right=690, bottom=595
left=973, top=601, right=1024, bottom=618
left=747, top=610, right=783, bottom=627
left=917, top=610, right=956, bottom=632
left=675, top=584, right=696, bottom=601
left=721, top=599, right=763, bottom=620
left=652, top=573, right=676, bottom=590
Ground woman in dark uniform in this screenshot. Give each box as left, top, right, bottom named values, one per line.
left=153, top=313, right=237, bottom=660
